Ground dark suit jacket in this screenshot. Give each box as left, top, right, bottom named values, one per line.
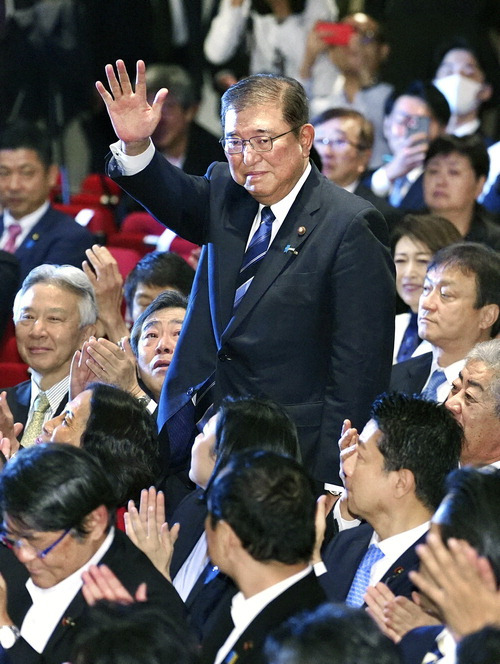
left=362, top=171, right=426, bottom=213
left=354, top=182, right=403, bottom=231
left=201, top=571, right=326, bottom=664
left=170, top=490, right=236, bottom=639
left=2, top=380, right=68, bottom=429
left=398, top=625, right=445, bottom=664
left=0, top=529, right=187, bottom=664
left=0, top=251, right=19, bottom=339
left=389, top=352, right=432, bottom=396
left=109, top=155, right=395, bottom=484
left=319, top=522, right=428, bottom=603
left=0, top=206, right=95, bottom=281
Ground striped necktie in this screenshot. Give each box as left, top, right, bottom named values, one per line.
left=345, top=543, right=385, bottom=607
left=233, top=206, right=275, bottom=310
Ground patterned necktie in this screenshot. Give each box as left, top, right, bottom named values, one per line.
left=397, top=312, right=420, bottom=363
left=3, top=223, right=22, bottom=253
left=21, top=392, right=50, bottom=447
left=389, top=175, right=409, bottom=207
left=421, top=369, right=447, bottom=402
left=233, top=206, right=275, bottom=310
left=345, top=543, right=385, bottom=607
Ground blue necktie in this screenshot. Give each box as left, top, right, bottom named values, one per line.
left=389, top=175, right=409, bottom=207
left=421, top=369, right=447, bottom=402
left=397, top=312, right=420, bottom=363
left=345, top=543, right=385, bottom=607
left=233, top=206, right=275, bottom=310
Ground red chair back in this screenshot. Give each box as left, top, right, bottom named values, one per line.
left=0, top=362, right=30, bottom=387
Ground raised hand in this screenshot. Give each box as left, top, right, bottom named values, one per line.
left=95, top=59, right=168, bottom=153
left=82, top=564, right=147, bottom=606
left=365, top=582, right=439, bottom=643
left=124, top=487, right=179, bottom=581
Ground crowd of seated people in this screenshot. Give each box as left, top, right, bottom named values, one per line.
left=0, top=3, right=500, bottom=663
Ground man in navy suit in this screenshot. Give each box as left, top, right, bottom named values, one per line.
left=0, top=444, right=186, bottom=664
left=315, top=393, right=462, bottom=606
left=390, top=243, right=500, bottom=403
left=0, top=121, right=95, bottom=282
left=97, top=60, right=395, bottom=486
left=365, top=82, right=450, bottom=211
left=0, top=264, right=97, bottom=450
left=201, top=450, right=325, bottom=664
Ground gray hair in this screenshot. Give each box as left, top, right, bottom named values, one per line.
left=145, top=63, right=198, bottom=108
left=13, top=264, right=97, bottom=327
left=466, top=339, right=500, bottom=418
left=220, top=74, right=309, bottom=134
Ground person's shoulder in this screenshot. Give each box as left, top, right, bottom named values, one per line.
left=43, top=206, right=94, bottom=239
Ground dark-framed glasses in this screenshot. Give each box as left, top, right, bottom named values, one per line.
left=220, top=126, right=302, bottom=154
left=0, top=526, right=72, bottom=559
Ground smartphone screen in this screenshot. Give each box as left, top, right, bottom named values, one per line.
left=406, top=116, right=430, bottom=140
left=315, top=22, right=355, bottom=47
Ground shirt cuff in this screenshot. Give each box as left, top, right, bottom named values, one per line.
left=333, top=494, right=361, bottom=531
left=313, top=561, right=327, bottom=577
left=109, top=139, right=155, bottom=176
left=370, top=166, right=391, bottom=197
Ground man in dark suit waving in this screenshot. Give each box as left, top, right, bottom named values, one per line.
left=97, top=60, right=395, bottom=486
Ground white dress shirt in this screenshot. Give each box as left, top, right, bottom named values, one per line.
left=215, top=566, right=312, bottom=664
left=0, top=201, right=50, bottom=252
left=21, top=528, right=114, bottom=653
left=421, top=358, right=465, bottom=404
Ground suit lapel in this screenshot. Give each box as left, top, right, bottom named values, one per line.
left=220, top=173, right=321, bottom=344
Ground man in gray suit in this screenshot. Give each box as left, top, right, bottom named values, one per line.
left=97, top=60, right=395, bottom=485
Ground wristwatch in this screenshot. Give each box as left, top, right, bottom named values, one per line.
left=0, top=625, right=20, bottom=649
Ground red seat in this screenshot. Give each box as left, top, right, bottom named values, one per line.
left=0, top=322, right=22, bottom=363
left=107, top=246, right=142, bottom=280
left=52, top=203, right=118, bottom=242
left=0, top=362, right=30, bottom=387
left=120, top=212, right=165, bottom=236
left=78, top=174, right=122, bottom=206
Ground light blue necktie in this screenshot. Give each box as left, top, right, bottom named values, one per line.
left=233, top=206, right=275, bottom=310
left=421, top=369, right=447, bottom=402
left=345, top=543, right=385, bottom=607
left=389, top=175, right=409, bottom=207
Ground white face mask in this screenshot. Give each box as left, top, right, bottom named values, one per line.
left=433, top=73, right=483, bottom=116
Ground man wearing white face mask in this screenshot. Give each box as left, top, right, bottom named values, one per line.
left=432, top=39, right=495, bottom=146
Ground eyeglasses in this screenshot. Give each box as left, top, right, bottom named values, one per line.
left=314, top=137, right=365, bottom=151
left=0, top=527, right=71, bottom=559
left=220, top=126, right=302, bottom=154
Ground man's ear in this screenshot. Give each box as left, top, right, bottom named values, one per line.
left=300, top=124, right=315, bottom=157
left=47, top=164, right=59, bottom=189
left=479, top=303, right=499, bottom=333
left=393, top=467, right=415, bottom=499
left=83, top=505, right=109, bottom=541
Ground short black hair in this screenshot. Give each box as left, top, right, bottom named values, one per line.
left=130, top=290, right=188, bottom=356
left=265, top=602, right=402, bottom=664
left=0, top=120, right=53, bottom=169
left=72, top=601, right=199, bottom=664
left=427, top=242, right=500, bottom=337
left=82, top=383, right=160, bottom=505
left=0, top=443, right=117, bottom=536
left=424, top=133, right=490, bottom=180
left=371, top=393, right=463, bottom=511
left=436, top=467, right=500, bottom=585
left=211, top=396, right=301, bottom=479
left=390, top=213, right=462, bottom=255
left=384, top=81, right=451, bottom=127
left=432, top=37, right=489, bottom=81
left=206, top=450, right=316, bottom=564
left=123, top=251, right=194, bottom=314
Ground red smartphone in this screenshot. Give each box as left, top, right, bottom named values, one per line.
left=315, top=22, right=355, bottom=46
